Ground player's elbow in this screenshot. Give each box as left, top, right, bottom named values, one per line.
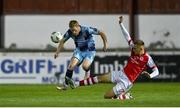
left=150, top=68, right=159, bottom=78
left=154, top=68, right=159, bottom=76
left=99, top=31, right=106, bottom=37
left=99, top=31, right=107, bottom=42
left=157, top=69, right=159, bottom=76
left=156, top=70, right=160, bottom=78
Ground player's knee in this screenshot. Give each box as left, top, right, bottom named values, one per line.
left=82, top=65, right=90, bottom=71
left=68, top=64, right=75, bottom=70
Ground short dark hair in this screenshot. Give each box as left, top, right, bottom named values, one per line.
left=134, top=40, right=144, bottom=46
left=69, top=20, right=79, bottom=28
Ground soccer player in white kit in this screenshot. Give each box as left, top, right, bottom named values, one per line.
left=65, top=16, right=160, bottom=100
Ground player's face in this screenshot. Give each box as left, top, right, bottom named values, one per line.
left=133, top=45, right=145, bottom=55
left=70, top=26, right=81, bottom=36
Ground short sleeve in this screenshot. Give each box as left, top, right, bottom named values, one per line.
left=63, top=31, right=71, bottom=42
left=88, top=27, right=100, bottom=35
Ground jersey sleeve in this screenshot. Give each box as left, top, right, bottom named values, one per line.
left=119, top=23, right=134, bottom=49
left=87, top=27, right=100, bottom=35
left=63, top=31, right=71, bottom=43
left=147, top=54, right=159, bottom=78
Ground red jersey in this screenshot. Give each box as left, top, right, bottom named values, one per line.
left=124, top=51, right=157, bottom=83
left=119, top=22, right=158, bottom=83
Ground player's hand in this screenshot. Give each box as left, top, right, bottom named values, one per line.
left=119, top=16, right=123, bottom=24
left=54, top=52, right=59, bottom=59
left=142, top=71, right=150, bottom=78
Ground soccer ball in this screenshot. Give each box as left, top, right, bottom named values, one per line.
left=50, top=32, right=63, bottom=43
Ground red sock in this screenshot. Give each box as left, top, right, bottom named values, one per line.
left=80, top=76, right=98, bottom=86
left=119, top=94, right=126, bottom=100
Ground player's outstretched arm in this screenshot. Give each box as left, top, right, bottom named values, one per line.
left=119, top=16, right=133, bottom=48
left=54, top=38, right=65, bottom=59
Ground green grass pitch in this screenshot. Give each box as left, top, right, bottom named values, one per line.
left=0, top=83, right=180, bottom=107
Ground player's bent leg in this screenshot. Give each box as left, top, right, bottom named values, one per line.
left=68, top=57, right=80, bottom=70
left=83, top=51, right=95, bottom=79
left=65, top=57, right=79, bottom=83
left=82, top=59, right=92, bottom=79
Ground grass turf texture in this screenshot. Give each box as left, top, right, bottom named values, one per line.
left=0, top=83, right=180, bottom=107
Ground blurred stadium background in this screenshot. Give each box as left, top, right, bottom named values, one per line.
left=0, top=0, right=180, bottom=107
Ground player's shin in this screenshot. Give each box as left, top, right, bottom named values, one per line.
left=65, top=69, right=73, bottom=84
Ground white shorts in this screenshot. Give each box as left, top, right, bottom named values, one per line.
left=111, top=70, right=133, bottom=96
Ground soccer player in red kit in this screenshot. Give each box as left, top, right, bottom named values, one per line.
left=61, top=16, right=159, bottom=100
